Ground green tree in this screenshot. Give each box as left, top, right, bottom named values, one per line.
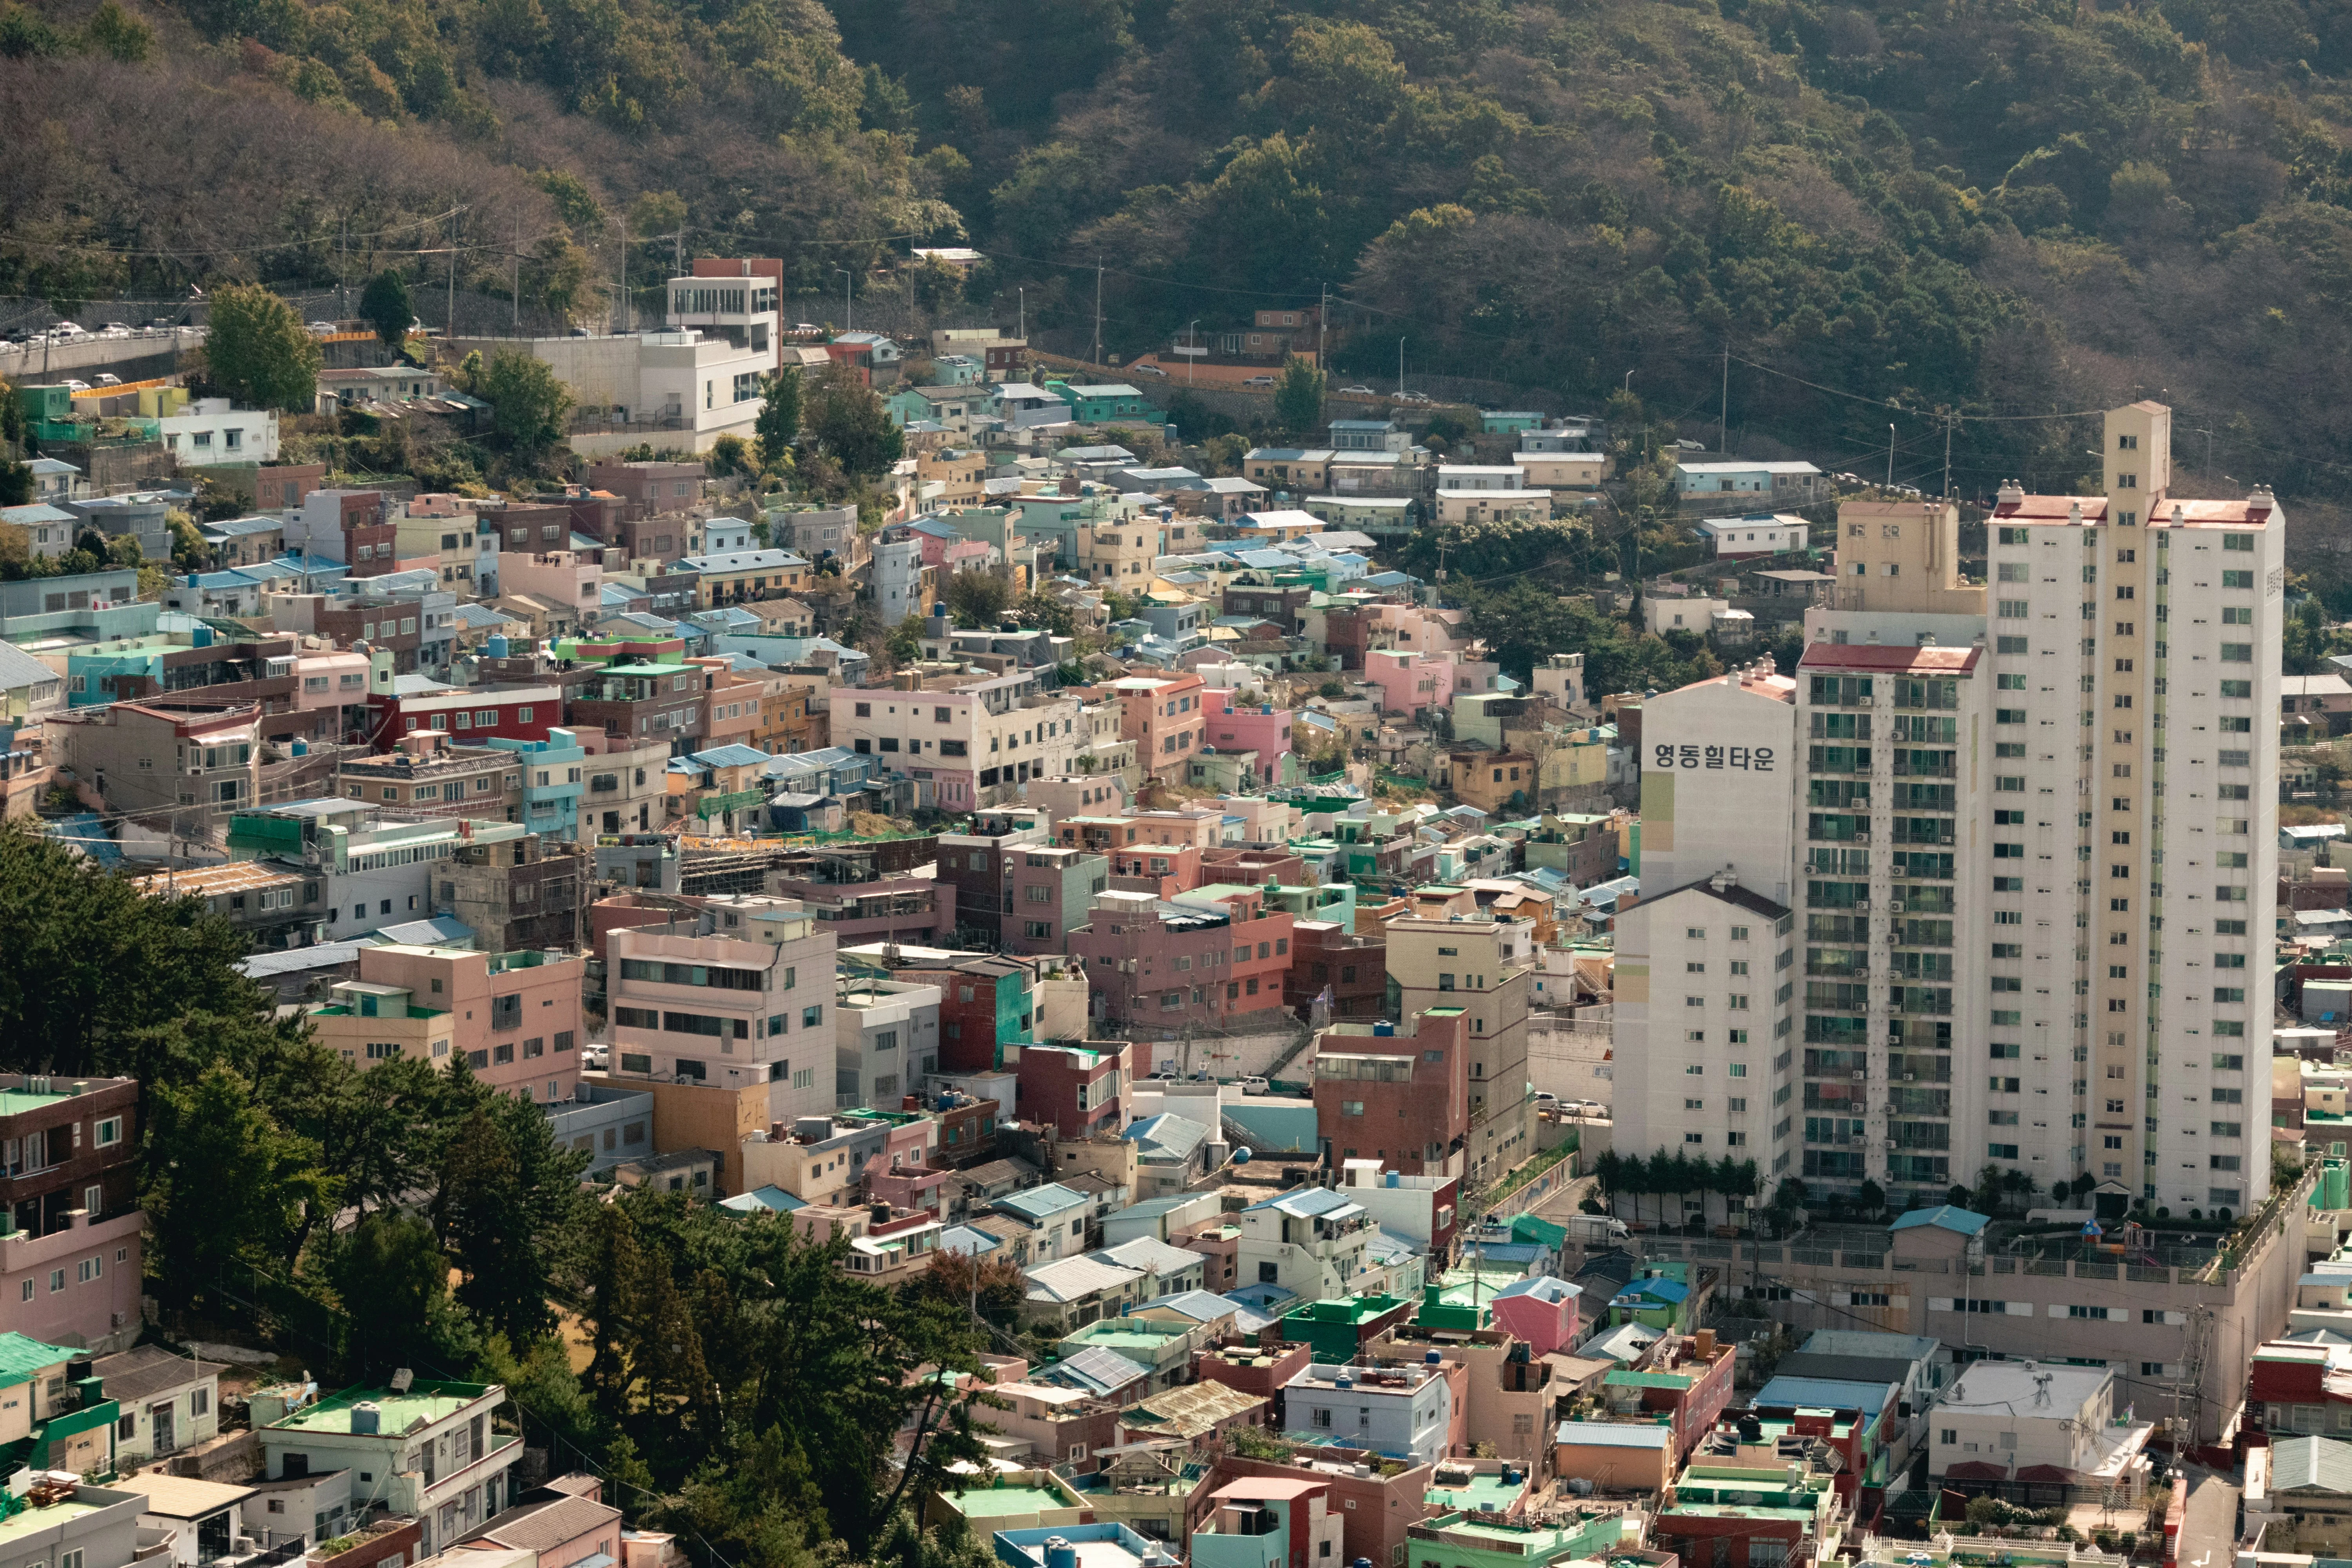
left=203, top=283, right=322, bottom=412
left=1271, top=352, right=1326, bottom=434
left=943, top=570, right=1011, bottom=628
left=330, top=1209, right=475, bottom=1378
left=803, top=363, right=902, bottom=479
left=708, top=434, right=753, bottom=479
left=358, top=269, right=414, bottom=354
left=432, top=1092, right=588, bottom=1346
left=81, top=0, right=152, bottom=61
left=143, top=1065, right=338, bottom=1300
left=477, top=350, right=573, bottom=450
left=754, top=368, right=803, bottom=471
left=0, top=463, right=30, bottom=507
left=884, top=614, right=924, bottom=666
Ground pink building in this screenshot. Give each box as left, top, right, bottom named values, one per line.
left=605, top=898, right=838, bottom=1113
left=1204, top=700, right=1293, bottom=779
left=1098, top=673, right=1208, bottom=780
left=0, top=1214, right=142, bottom=1351
left=1489, top=1276, right=1580, bottom=1358
left=295, top=650, right=370, bottom=718
left=497, top=551, right=603, bottom=616
left=1363, top=650, right=1450, bottom=717
left=310, top=944, right=588, bottom=1103
left=1067, top=887, right=1296, bottom=1036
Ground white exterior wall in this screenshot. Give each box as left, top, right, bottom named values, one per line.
left=1613, top=883, right=1799, bottom=1212
left=161, top=401, right=279, bottom=463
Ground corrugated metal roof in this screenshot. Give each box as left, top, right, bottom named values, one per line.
left=1555, top=1420, right=1670, bottom=1449
left=1034, top=1345, right=1151, bottom=1396
left=2270, top=1435, right=2352, bottom=1494
left=1025, top=1256, right=1143, bottom=1303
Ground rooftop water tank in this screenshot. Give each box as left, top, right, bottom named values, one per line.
left=349, top=1401, right=381, bottom=1434
left=1424, top=1350, right=1441, bottom=1365
left=486, top=634, right=509, bottom=658
left=1045, top=1541, right=1077, bottom=1568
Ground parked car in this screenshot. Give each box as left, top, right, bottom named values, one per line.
left=93, top=372, right=121, bottom=387
left=308, top=321, right=338, bottom=334
left=98, top=322, right=131, bottom=338
left=60, top=379, right=89, bottom=392
left=1238, top=1076, right=1270, bottom=1095
left=51, top=321, right=86, bottom=338
left=148, top=317, right=178, bottom=330
left=581, top=1043, right=610, bottom=1069
left=1337, top=384, right=1377, bottom=395
left=1132, top=362, right=1167, bottom=376
left=1242, top=374, right=1274, bottom=387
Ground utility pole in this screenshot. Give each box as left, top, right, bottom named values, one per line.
left=446, top=208, right=459, bottom=340
left=1396, top=336, right=1405, bottom=396
left=1318, top=282, right=1327, bottom=367
left=512, top=215, right=521, bottom=332
left=1943, top=409, right=1954, bottom=500
left=618, top=211, right=628, bottom=334
left=673, top=226, right=684, bottom=285
left=1886, top=423, right=1896, bottom=490
left=1187, top=318, right=1198, bottom=385
left=1017, top=286, right=1025, bottom=343
left=339, top=214, right=348, bottom=319
left=1718, top=342, right=1729, bottom=455
left=1091, top=257, right=1103, bottom=367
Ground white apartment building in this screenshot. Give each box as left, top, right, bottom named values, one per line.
left=833, top=671, right=1083, bottom=810
left=160, top=399, right=279, bottom=463
left=1619, top=401, right=2283, bottom=1217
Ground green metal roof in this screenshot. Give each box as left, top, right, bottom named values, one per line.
left=0, top=1333, right=78, bottom=1390
left=2273, top=1435, right=2352, bottom=1494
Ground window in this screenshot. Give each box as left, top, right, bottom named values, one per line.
left=94, top=1117, right=121, bottom=1148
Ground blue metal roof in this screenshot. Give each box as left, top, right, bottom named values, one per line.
left=718, top=1185, right=807, bottom=1214
left=1614, top=1276, right=1689, bottom=1304
left=1035, top=1345, right=1150, bottom=1397
left=993, top=1182, right=1089, bottom=1223
left=1145, top=1289, right=1241, bottom=1324
left=1887, top=1203, right=1990, bottom=1237
left=1754, top=1375, right=1898, bottom=1413
left=686, top=744, right=772, bottom=769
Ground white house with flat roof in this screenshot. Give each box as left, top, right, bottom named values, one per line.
left=254, top=1378, right=519, bottom=1556
left=1697, top=514, right=1809, bottom=557
left=1283, top=1360, right=1454, bottom=1464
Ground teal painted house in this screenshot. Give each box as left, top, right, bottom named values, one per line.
left=1053, top=381, right=1165, bottom=425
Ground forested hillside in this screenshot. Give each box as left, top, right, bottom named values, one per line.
left=9, top=0, right=2352, bottom=516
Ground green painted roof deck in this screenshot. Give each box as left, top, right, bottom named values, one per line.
left=270, top=1380, right=495, bottom=1434
left=1424, top=1473, right=1523, bottom=1513
left=0, top=1091, right=72, bottom=1116
left=0, top=1497, right=103, bottom=1549
left=946, top=1485, right=1074, bottom=1519
left=309, top=1004, right=447, bottom=1020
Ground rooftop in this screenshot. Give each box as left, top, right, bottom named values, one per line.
left=267, top=1379, right=497, bottom=1434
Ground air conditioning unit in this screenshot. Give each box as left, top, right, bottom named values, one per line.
left=1888, top=901, right=1906, bottom=913
left=1881, top=1137, right=1898, bottom=1149
left=1904, top=1072, right=1917, bottom=1082
left=1851, top=1070, right=1867, bottom=1082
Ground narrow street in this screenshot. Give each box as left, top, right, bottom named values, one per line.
left=2176, top=1464, right=2241, bottom=1568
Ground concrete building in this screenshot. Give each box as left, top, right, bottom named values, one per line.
left=1282, top=1359, right=1454, bottom=1465
left=1617, top=402, right=2283, bottom=1217
left=1928, top=1358, right=2153, bottom=1498
left=307, top=945, right=585, bottom=1104
left=47, top=699, right=260, bottom=838
left=834, top=671, right=1082, bottom=811
left=606, top=896, right=837, bottom=1121
left=1385, top=913, right=1535, bottom=1189
left=253, top=1379, right=519, bottom=1556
